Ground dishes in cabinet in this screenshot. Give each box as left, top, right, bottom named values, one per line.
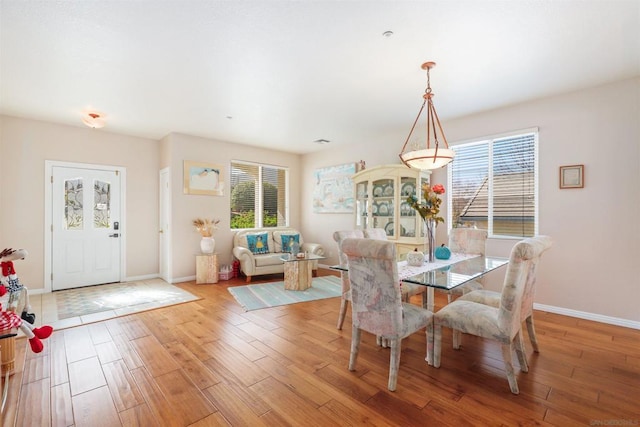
left=400, top=201, right=412, bottom=216
left=378, top=201, right=389, bottom=216
left=372, top=203, right=378, bottom=215
left=383, top=184, right=394, bottom=197
left=384, top=221, right=394, bottom=236
left=401, top=182, right=415, bottom=197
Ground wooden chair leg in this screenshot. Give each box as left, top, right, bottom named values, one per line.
left=500, top=343, right=520, bottom=394
left=336, top=298, right=349, bottom=330
left=453, top=330, right=462, bottom=349
left=388, top=338, right=401, bottom=391
left=348, top=325, right=361, bottom=371
left=514, top=331, right=529, bottom=373
left=426, top=322, right=434, bottom=365
left=525, top=315, right=539, bottom=352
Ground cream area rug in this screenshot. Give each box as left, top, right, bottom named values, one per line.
left=54, top=280, right=200, bottom=320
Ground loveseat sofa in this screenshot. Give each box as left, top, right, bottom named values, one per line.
left=232, top=227, right=324, bottom=282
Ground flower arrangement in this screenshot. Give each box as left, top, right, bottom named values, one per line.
left=406, top=183, right=446, bottom=224
left=192, top=218, right=220, bottom=237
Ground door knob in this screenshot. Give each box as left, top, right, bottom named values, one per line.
left=159, top=230, right=164, bottom=233
left=109, top=233, right=119, bottom=238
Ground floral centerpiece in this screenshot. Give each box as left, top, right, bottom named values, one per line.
left=407, top=184, right=445, bottom=261
left=193, top=218, right=220, bottom=254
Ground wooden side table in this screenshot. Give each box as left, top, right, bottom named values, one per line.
left=280, top=253, right=326, bottom=291
left=196, top=253, right=218, bottom=284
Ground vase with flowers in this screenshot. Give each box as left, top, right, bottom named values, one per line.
left=193, top=218, right=220, bottom=254
left=406, top=183, right=445, bottom=262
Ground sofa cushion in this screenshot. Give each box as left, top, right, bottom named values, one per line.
left=279, top=234, right=300, bottom=253
left=254, top=253, right=284, bottom=267
left=247, top=232, right=270, bottom=254
left=272, top=229, right=303, bottom=252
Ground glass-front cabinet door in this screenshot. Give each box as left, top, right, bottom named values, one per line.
left=352, top=164, right=430, bottom=260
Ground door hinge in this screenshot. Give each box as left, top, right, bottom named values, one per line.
left=50, top=175, right=53, bottom=183
left=51, top=273, right=53, bottom=280
left=115, top=170, right=119, bottom=176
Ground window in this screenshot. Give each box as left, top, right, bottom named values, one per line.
left=230, top=161, right=289, bottom=229
left=448, top=129, right=538, bottom=238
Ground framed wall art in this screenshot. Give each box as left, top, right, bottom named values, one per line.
left=184, top=160, right=225, bottom=196
left=312, top=163, right=356, bottom=213
left=559, top=164, right=584, bottom=189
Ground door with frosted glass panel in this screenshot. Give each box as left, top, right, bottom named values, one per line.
left=52, top=166, right=121, bottom=290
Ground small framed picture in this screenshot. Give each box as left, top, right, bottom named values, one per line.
left=559, top=165, right=584, bottom=189
left=184, top=160, right=225, bottom=196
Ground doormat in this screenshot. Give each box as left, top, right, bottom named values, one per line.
left=55, top=280, right=200, bottom=320
left=228, top=275, right=342, bottom=311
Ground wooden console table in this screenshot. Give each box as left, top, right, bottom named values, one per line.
left=196, top=253, right=219, bottom=284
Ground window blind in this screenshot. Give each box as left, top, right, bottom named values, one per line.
left=449, top=131, right=537, bottom=238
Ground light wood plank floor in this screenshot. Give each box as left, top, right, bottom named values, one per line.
left=2, top=269, right=639, bottom=426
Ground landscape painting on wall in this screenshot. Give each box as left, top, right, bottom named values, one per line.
left=312, top=163, right=356, bottom=213
left=184, top=161, right=225, bottom=196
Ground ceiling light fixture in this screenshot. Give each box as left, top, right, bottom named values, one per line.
left=82, top=112, right=106, bottom=129
left=399, top=61, right=454, bottom=170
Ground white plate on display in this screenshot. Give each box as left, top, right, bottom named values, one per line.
left=373, top=185, right=384, bottom=197
left=383, top=185, right=394, bottom=196
left=401, top=182, right=415, bottom=196
left=378, top=201, right=389, bottom=216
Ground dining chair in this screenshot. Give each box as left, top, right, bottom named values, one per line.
left=457, top=235, right=553, bottom=354
left=332, top=230, right=365, bottom=330
left=441, top=227, right=488, bottom=302
left=429, top=235, right=552, bottom=394
left=364, top=227, right=428, bottom=306
left=341, top=237, right=433, bottom=391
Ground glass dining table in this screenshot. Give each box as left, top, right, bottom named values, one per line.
left=331, top=254, right=509, bottom=311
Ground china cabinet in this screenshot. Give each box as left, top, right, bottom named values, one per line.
left=352, top=164, right=431, bottom=259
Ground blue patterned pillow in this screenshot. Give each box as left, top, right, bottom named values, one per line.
left=280, top=234, right=300, bottom=253
left=247, top=233, right=269, bottom=254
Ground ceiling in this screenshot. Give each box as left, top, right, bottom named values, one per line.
left=1, top=1, right=638, bottom=154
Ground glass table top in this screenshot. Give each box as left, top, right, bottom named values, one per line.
left=331, top=255, right=509, bottom=291
left=280, top=253, right=326, bottom=263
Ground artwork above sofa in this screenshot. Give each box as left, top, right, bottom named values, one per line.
left=232, top=228, right=324, bottom=282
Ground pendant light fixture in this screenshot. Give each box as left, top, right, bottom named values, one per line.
left=399, top=61, right=454, bottom=170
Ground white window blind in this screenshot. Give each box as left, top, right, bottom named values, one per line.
left=448, top=130, right=537, bottom=238
left=230, top=161, right=289, bottom=229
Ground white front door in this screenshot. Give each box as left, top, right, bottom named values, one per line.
left=52, top=166, right=122, bottom=290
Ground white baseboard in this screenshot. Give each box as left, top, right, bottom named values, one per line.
left=170, top=275, right=196, bottom=284
left=125, top=274, right=160, bottom=282
left=534, top=303, right=640, bottom=330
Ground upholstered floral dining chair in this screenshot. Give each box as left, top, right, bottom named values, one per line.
left=341, top=237, right=433, bottom=391
left=442, top=227, right=489, bottom=301
left=429, top=235, right=552, bottom=394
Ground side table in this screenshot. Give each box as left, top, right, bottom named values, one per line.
left=196, top=253, right=218, bottom=284
left=280, top=253, right=326, bottom=291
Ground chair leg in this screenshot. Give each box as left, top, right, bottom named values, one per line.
left=433, top=323, right=442, bottom=368
left=453, top=330, right=462, bottom=349
left=514, top=331, right=529, bottom=373
left=388, top=338, right=401, bottom=391
left=525, top=315, right=540, bottom=353
left=500, top=343, right=520, bottom=395
left=426, top=321, right=434, bottom=366
left=348, top=325, right=361, bottom=371
left=336, top=298, right=349, bottom=330
left=447, top=293, right=453, bottom=304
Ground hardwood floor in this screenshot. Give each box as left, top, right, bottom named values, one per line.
left=2, top=269, right=639, bottom=426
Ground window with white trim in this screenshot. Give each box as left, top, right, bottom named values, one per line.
left=230, top=161, right=289, bottom=229
left=448, top=130, right=538, bottom=238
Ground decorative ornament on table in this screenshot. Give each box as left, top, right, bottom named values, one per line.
left=406, top=183, right=445, bottom=262
left=435, top=244, right=451, bottom=260
left=406, top=248, right=425, bottom=266
left=193, top=218, right=220, bottom=254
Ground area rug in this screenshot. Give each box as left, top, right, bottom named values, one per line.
left=54, top=280, right=200, bottom=320
left=228, top=275, right=342, bottom=311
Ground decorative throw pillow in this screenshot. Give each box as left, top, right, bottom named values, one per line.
left=280, top=234, right=300, bottom=253
left=246, top=233, right=269, bottom=254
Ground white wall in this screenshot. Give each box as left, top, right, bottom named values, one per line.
left=162, top=133, right=302, bottom=280
left=0, top=116, right=160, bottom=290
left=303, top=77, right=640, bottom=324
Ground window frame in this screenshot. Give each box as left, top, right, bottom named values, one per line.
left=230, top=160, right=290, bottom=229
left=447, top=128, right=539, bottom=239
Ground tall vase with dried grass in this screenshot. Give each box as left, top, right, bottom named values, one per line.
left=193, top=218, right=220, bottom=254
